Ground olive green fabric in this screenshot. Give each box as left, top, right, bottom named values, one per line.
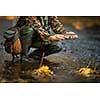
left=29, top=42, right=62, bottom=59
left=20, top=26, right=34, bottom=55
left=3, top=27, right=19, bottom=42
left=3, top=27, right=20, bottom=53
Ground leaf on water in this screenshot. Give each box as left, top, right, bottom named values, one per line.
left=31, top=65, right=54, bottom=82
left=76, top=67, right=99, bottom=77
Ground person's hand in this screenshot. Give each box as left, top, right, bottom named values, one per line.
left=64, top=31, right=78, bottom=40
left=48, top=31, right=78, bottom=41
left=48, top=34, right=65, bottom=41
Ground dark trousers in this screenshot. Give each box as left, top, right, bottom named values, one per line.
left=20, top=26, right=62, bottom=58
left=29, top=43, right=62, bottom=58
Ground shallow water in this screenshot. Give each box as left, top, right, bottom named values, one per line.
left=0, top=23, right=100, bottom=83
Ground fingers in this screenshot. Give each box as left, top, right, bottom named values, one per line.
left=66, top=31, right=75, bottom=34
left=64, top=34, right=78, bottom=40
left=55, top=35, right=65, bottom=40
left=73, top=34, right=78, bottom=39
left=49, top=35, right=65, bottom=41
left=65, top=32, right=78, bottom=40
left=49, top=33, right=78, bottom=41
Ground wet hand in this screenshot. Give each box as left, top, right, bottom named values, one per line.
left=64, top=31, right=78, bottom=40
left=48, top=34, right=65, bottom=41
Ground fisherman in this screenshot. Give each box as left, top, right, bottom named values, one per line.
left=18, top=16, right=78, bottom=60
left=3, top=16, right=78, bottom=62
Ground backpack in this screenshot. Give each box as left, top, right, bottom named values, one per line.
left=3, top=27, right=22, bottom=54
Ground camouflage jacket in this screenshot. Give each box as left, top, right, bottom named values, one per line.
left=17, top=16, right=67, bottom=42
left=30, top=16, right=67, bottom=41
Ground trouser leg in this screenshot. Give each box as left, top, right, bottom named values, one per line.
left=29, top=42, right=62, bottom=59
left=20, top=29, right=33, bottom=56
left=20, top=27, right=34, bottom=62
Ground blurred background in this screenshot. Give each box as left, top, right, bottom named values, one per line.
left=0, top=16, right=100, bottom=33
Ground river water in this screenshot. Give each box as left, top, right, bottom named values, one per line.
left=0, top=20, right=100, bottom=83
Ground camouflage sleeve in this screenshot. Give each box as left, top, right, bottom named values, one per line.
left=49, top=16, right=67, bottom=34
left=30, top=16, right=51, bottom=42
left=16, top=16, right=27, bottom=28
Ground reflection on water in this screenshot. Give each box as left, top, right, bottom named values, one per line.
left=1, top=61, right=21, bottom=82
left=0, top=60, right=55, bottom=83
